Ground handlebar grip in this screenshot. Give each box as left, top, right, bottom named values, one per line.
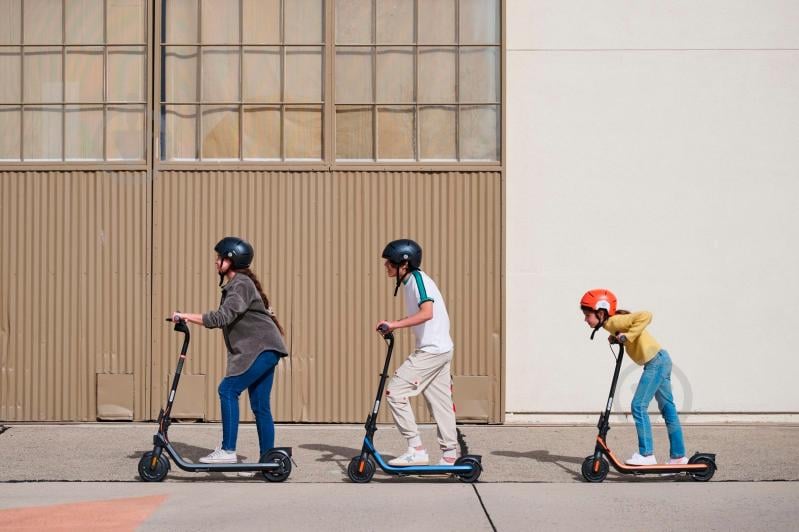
left=377, top=323, right=390, bottom=333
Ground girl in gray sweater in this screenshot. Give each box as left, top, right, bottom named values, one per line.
left=172, top=237, right=288, bottom=465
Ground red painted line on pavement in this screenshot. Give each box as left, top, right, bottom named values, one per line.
left=0, top=494, right=168, bottom=531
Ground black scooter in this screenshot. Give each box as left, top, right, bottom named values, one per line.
left=582, top=342, right=717, bottom=482
left=347, top=325, right=482, bottom=483
left=137, top=318, right=293, bottom=482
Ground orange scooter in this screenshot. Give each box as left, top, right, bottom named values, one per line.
left=582, top=342, right=717, bottom=482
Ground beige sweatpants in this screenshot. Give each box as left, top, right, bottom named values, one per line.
left=386, top=349, right=457, bottom=451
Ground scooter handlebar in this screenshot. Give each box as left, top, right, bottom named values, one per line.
left=166, top=316, right=189, bottom=333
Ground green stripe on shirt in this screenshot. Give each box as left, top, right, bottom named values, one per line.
left=411, top=270, right=434, bottom=306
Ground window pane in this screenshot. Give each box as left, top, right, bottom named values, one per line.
left=65, top=105, right=103, bottom=160
left=460, top=0, right=500, bottom=44
left=460, top=105, right=498, bottom=160
left=24, top=0, right=62, bottom=44
left=376, top=0, right=414, bottom=44
left=66, top=0, right=103, bottom=44
left=285, top=106, right=321, bottom=159
left=202, top=105, right=239, bottom=159
left=65, top=47, right=104, bottom=102
left=24, top=48, right=62, bottom=103
left=285, top=0, right=323, bottom=44
left=108, top=47, right=145, bottom=101
left=243, top=47, right=280, bottom=102
left=202, top=0, right=239, bottom=44
left=459, top=46, right=499, bottom=103
left=107, top=105, right=144, bottom=159
left=376, top=47, right=413, bottom=103
left=336, top=0, right=372, bottom=44
left=418, top=47, right=455, bottom=103
left=335, top=47, right=372, bottom=104
left=377, top=106, right=414, bottom=159
left=285, top=47, right=322, bottom=103
left=0, top=0, right=21, bottom=45
left=243, top=105, right=280, bottom=159
left=108, top=0, right=146, bottom=44
left=202, top=47, right=239, bottom=101
left=165, top=0, right=198, bottom=42
left=336, top=106, right=372, bottom=159
left=419, top=0, right=454, bottom=44
left=0, top=50, right=21, bottom=103
left=163, top=104, right=197, bottom=160
left=0, top=107, right=21, bottom=159
left=243, top=0, right=280, bottom=43
left=23, top=106, right=62, bottom=160
left=419, top=105, right=455, bottom=160
left=164, top=47, right=198, bottom=102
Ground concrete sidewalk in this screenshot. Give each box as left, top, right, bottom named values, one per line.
left=1, top=422, right=797, bottom=482
left=1, top=423, right=798, bottom=531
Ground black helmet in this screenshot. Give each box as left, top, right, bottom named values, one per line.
left=214, top=237, right=254, bottom=270
left=382, top=239, right=422, bottom=270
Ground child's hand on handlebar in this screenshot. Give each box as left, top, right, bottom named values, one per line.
left=172, top=312, right=185, bottom=323
left=376, top=321, right=393, bottom=334
left=608, top=334, right=626, bottom=345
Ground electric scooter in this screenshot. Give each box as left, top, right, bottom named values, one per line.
left=581, top=342, right=717, bottom=482
left=137, top=318, right=293, bottom=482
left=347, top=324, right=482, bottom=483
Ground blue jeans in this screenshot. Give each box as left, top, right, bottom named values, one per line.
left=219, top=351, right=280, bottom=455
left=631, top=350, right=686, bottom=459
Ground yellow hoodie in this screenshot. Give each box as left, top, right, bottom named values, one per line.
left=603, top=311, right=661, bottom=366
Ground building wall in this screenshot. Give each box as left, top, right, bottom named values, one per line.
left=506, top=1, right=799, bottom=413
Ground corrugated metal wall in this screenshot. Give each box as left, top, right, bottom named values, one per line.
left=0, top=171, right=151, bottom=421
left=0, top=169, right=501, bottom=422
left=153, top=170, right=502, bottom=423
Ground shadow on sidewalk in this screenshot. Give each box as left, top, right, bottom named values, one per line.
left=492, top=449, right=584, bottom=481
left=299, top=443, right=361, bottom=473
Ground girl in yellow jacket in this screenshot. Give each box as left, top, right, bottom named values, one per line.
left=581, top=289, right=687, bottom=466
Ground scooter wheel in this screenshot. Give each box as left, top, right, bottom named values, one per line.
left=454, top=456, right=482, bottom=483
left=138, top=452, right=170, bottom=482
left=581, top=456, right=609, bottom=483
left=688, top=456, right=716, bottom=482
left=347, top=456, right=376, bottom=483
left=260, top=450, right=292, bottom=482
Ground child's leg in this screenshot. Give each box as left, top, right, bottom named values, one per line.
left=654, top=351, right=686, bottom=459
left=248, top=352, right=280, bottom=456
left=421, top=352, right=457, bottom=453
left=631, top=354, right=666, bottom=456
left=386, top=357, right=425, bottom=447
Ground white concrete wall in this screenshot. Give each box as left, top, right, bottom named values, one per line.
left=506, top=1, right=799, bottom=413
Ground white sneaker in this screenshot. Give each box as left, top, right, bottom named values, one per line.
left=388, top=447, right=429, bottom=466
left=667, top=456, right=689, bottom=465
left=199, top=447, right=237, bottom=464
left=438, top=450, right=458, bottom=465
left=625, top=452, right=657, bottom=466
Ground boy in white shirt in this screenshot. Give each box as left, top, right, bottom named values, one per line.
left=376, top=239, right=457, bottom=466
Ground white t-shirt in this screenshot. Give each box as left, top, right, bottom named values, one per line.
left=402, top=270, right=453, bottom=354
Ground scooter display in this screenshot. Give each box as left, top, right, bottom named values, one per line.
left=347, top=324, right=482, bottom=483
left=582, top=342, right=717, bottom=482
left=137, top=318, right=293, bottom=482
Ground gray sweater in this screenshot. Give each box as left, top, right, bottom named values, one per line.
left=202, top=274, right=288, bottom=376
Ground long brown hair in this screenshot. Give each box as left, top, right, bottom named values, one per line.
left=238, top=268, right=285, bottom=336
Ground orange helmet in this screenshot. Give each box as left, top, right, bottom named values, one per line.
left=580, top=289, right=617, bottom=316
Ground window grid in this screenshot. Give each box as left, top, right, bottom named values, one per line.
left=0, top=0, right=148, bottom=162
left=159, top=0, right=326, bottom=162
left=334, top=0, right=501, bottom=162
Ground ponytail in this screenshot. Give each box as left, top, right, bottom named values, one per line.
left=238, top=269, right=286, bottom=337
